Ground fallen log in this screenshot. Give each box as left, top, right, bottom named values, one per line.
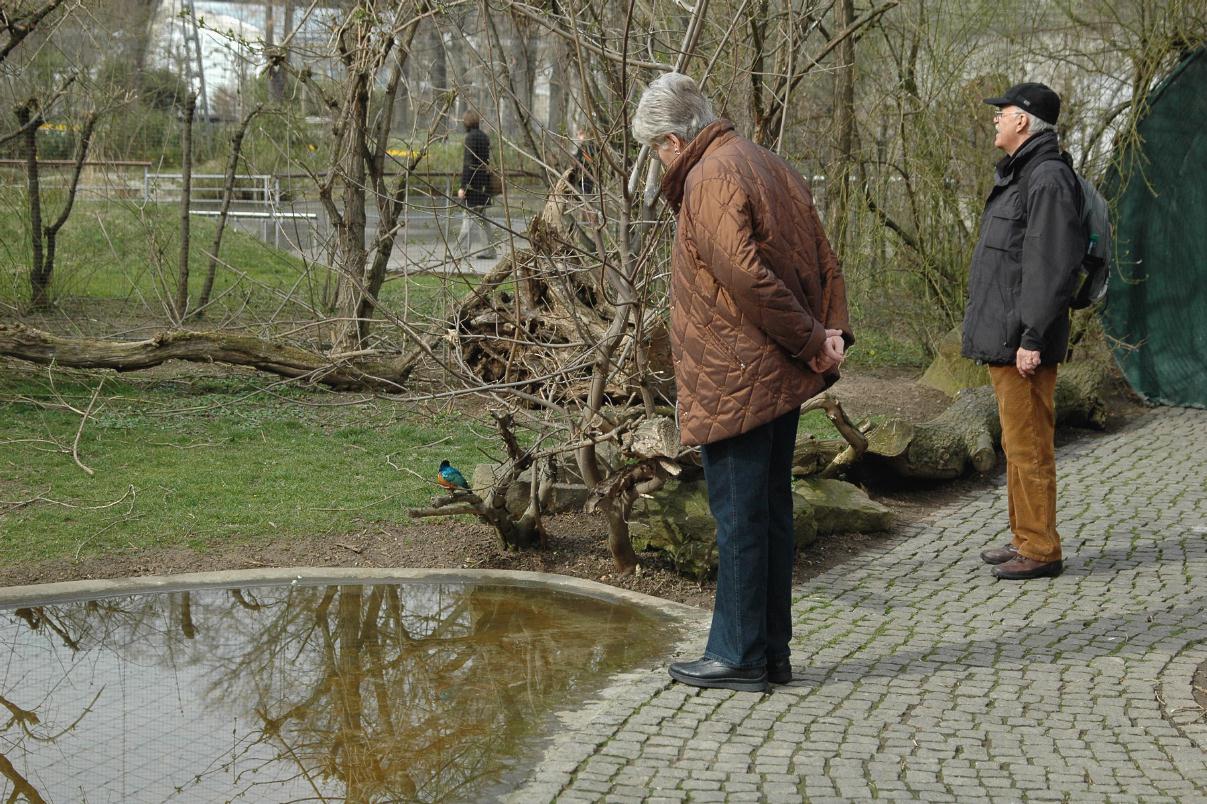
left=0, top=323, right=419, bottom=392
left=856, top=359, right=1109, bottom=480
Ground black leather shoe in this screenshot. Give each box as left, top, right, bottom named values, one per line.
left=991, top=555, right=1063, bottom=580
left=767, top=656, right=792, bottom=685
left=668, top=657, right=769, bottom=692
left=980, top=543, right=1019, bottom=565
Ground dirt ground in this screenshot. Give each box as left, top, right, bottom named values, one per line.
left=0, top=366, right=1144, bottom=609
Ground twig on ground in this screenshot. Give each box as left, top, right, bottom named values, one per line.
left=74, top=508, right=140, bottom=561
left=23, top=485, right=136, bottom=511
left=68, top=379, right=104, bottom=476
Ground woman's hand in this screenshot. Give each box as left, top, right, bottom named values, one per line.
left=808, top=330, right=846, bottom=374
left=822, top=329, right=846, bottom=363
left=808, top=353, right=835, bottom=373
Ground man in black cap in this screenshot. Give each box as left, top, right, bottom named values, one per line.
left=962, top=82, right=1085, bottom=580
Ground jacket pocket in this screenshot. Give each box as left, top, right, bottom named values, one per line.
left=982, top=201, right=1024, bottom=253
left=1002, top=303, right=1021, bottom=351
left=703, top=325, right=747, bottom=371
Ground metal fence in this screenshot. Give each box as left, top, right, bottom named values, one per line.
left=0, top=159, right=152, bottom=201
left=1, top=161, right=544, bottom=270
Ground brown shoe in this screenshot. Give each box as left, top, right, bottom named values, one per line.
left=991, top=555, right=1063, bottom=580
left=980, top=543, right=1019, bottom=565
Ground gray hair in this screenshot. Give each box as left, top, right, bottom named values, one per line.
left=1022, top=110, right=1055, bottom=135
left=631, top=72, right=717, bottom=147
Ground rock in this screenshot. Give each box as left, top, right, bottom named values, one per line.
left=794, top=478, right=893, bottom=534
left=628, top=477, right=818, bottom=580
left=471, top=462, right=589, bottom=515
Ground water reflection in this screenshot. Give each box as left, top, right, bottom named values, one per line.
left=0, top=582, right=673, bottom=802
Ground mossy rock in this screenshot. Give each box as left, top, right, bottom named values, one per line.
left=793, top=478, right=893, bottom=534
left=628, top=477, right=817, bottom=580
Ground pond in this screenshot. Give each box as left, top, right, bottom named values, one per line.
left=0, top=580, right=676, bottom=802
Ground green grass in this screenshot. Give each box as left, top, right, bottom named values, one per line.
left=842, top=323, right=929, bottom=369
left=0, top=198, right=309, bottom=308
left=0, top=368, right=498, bottom=564
left=0, top=195, right=923, bottom=568
left=0, top=196, right=487, bottom=328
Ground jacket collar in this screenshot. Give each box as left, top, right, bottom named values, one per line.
left=994, top=129, right=1059, bottom=187
left=659, top=119, right=737, bottom=212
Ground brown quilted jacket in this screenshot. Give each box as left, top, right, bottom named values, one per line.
left=661, top=120, right=852, bottom=447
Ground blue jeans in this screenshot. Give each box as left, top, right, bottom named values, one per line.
left=700, top=407, right=800, bottom=670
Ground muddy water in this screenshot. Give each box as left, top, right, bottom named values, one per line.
left=0, top=581, right=675, bottom=802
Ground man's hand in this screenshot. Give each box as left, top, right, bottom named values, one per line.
left=1015, top=347, right=1041, bottom=377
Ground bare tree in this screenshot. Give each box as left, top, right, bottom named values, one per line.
left=174, top=91, right=196, bottom=321
left=14, top=95, right=97, bottom=308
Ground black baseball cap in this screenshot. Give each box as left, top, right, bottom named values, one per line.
left=983, top=82, right=1061, bottom=125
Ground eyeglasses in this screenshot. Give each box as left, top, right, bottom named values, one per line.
left=993, top=110, right=1025, bottom=122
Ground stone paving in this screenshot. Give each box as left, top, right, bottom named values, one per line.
left=511, top=407, right=1207, bottom=802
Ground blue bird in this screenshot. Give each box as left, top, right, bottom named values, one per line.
left=438, top=460, right=470, bottom=491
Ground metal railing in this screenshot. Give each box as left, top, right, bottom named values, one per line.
left=0, top=162, right=544, bottom=266
left=144, top=172, right=279, bottom=206
left=0, top=159, right=152, bottom=201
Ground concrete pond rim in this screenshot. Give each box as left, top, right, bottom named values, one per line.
left=0, top=566, right=710, bottom=626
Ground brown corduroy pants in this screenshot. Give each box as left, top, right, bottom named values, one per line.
left=988, top=363, right=1062, bottom=562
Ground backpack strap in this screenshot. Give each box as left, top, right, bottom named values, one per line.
left=1017, top=150, right=1085, bottom=220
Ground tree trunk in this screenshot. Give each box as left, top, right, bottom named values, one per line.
left=330, top=71, right=371, bottom=353
left=175, top=92, right=197, bottom=322
left=16, top=100, right=47, bottom=307
left=42, top=111, right=98, bottom=298
left=545, top=27, right=567, bottom=138
left=829, top=0, right=857, bottom=255
left=0, top=323, right=421, bottom=392
left=853, top=360, right=1110, bottom=480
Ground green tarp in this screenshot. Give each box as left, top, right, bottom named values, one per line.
left=1103, top=48, right=1207, bottom=408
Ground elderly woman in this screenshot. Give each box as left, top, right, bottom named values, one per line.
left=633, top=73, right=852, bottom=692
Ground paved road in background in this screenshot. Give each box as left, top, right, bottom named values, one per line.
left=216, top=198, right=529, bottom=275
left=512, top=407, right=1207, bottom=802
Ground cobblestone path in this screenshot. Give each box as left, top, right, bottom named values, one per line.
left=512, top=407, right=1207, bottom=802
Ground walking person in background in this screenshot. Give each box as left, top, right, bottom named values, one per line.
left=456, top=110, right=495, bottom=260
left=964, top=83, right=1085, bottom=580
left=568, top=129, right=599, bottom=249
left=570, top=129, right=596, bottom=197
left=631, top=72, right=852, bottom=693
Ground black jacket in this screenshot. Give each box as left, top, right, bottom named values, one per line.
left=571, top=142, right=595, bottom=194
left=961, top=130, right=1084, bottom=366
left=460, top=127, right=492, bottom=208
